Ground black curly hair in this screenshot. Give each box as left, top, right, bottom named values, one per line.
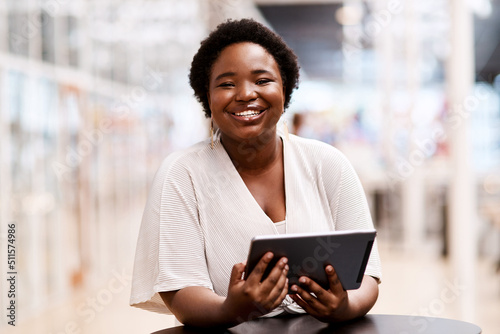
left=189, top=18, right=300, bottom=118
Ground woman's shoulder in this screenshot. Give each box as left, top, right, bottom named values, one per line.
left=156, top=139, right=212, bottom=176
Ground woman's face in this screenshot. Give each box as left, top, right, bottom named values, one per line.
left=207, top=42, right=285, bottom=144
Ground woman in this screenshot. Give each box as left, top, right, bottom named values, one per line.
left=130, top=18, right=381, bottom=328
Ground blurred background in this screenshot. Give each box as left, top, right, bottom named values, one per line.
left=0, top=0, right=499, bottom=333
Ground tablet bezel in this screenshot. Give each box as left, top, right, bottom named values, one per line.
left=243, top=229, right=376, bottom=292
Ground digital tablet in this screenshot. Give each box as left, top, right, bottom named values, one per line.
left=244, top=229, right=376, bottom=292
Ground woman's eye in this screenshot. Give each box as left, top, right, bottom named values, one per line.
left=218, top=82, right=234, bottom=88
left=256, top=79, right=271, bottom=85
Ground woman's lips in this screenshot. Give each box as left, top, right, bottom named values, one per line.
left=229, top=109, right=267, bottom=121
left=233, top=110, right=263, bottom=117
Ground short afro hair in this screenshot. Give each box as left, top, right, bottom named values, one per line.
left=189, top=18, right=300, bottom=118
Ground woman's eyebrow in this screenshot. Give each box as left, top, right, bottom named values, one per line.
left=214, top=72, right=236, bottom=81
left=213, top=69, right=276, bottom=82
left=251, top=69, right=272, bottom=75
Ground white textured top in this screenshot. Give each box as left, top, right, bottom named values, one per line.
left=274, top=220, right=286, bottom=234
left=130, top=132, right=382, bottom=316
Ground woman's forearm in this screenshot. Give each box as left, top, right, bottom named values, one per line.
left=160, top=287, right=241, bottom=328
left=341, top=275, right=379, bottom=321
left=160, top=256, right=289, bottom=328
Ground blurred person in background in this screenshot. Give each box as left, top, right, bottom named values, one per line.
left=130, top=18, right=381, bottom=328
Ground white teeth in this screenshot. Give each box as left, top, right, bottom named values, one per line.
left=234, top=110, right=262, bottom=116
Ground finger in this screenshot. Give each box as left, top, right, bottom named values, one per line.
left=291, top=277, right=331, bottom=313
left=326, top=265, right=345, bottom=295
left=246, top=252, right=274, bottom=285
left=261, top=257, right=288, bottom=292
left=292, top=279, right=319, bottom=305
left=265, top=261, right=289, bottom=301
left=230, top=262, right=246, bottom=285
left=289, top=286, right=318, bottom=315
left=271, top=278, right=289, bottom=310
left=279, top=277, right=289, bottom=301
left=297, top=276, right=328, bottom=301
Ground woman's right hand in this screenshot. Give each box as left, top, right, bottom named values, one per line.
left=222, top=252, right=289, bottom=323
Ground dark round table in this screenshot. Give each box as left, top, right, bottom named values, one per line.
left=152, top=314, right=482, bottom=334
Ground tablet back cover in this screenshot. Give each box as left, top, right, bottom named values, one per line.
left=244, top=230, right=375, bottom=291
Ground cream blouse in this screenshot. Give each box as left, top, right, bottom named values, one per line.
left=130, top=132, right=382, bottom=315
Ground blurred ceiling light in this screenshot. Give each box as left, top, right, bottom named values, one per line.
left=335, top=4, right=364, bottom=26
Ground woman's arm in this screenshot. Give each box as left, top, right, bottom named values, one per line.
left=160, top=287, right=233, bottom=327
left=341, top=275, right=379, bottom=320
left=161, top=253, right=289, bottom=328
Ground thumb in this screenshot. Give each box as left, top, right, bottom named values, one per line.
left=326, top=265, right=345, bottom=295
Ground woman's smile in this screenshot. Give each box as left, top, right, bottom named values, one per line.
left=228, top=104, right=268, bottom=122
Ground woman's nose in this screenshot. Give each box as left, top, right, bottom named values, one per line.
left=235, top=82, right=258, bottom=101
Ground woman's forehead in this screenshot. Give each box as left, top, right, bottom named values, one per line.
left=210, top=42, right=279, bottom=77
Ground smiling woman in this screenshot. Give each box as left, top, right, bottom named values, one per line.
left=130, top=18, right=381, bottom=328
left=208, top=42, right=285, bottom=146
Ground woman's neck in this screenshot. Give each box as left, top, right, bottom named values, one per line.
left=220, top=132, right=282, bottom=174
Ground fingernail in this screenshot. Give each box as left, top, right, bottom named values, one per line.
left=299, top=277, right=306, bottom=284
left=266, top=253, right=273, bottom=260
left=284, top=264, right=289, bottom=271
left=326, top=266, right=333, bottom=273
left=291, top=285, right=298, bottom=292
left=282, top=258, right=288, bottom=264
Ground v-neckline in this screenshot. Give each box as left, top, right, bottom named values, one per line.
left=217, top=133, right=289, bottom=228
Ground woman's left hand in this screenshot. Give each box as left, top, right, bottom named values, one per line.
left=289, top=265, right=351, bottom=322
